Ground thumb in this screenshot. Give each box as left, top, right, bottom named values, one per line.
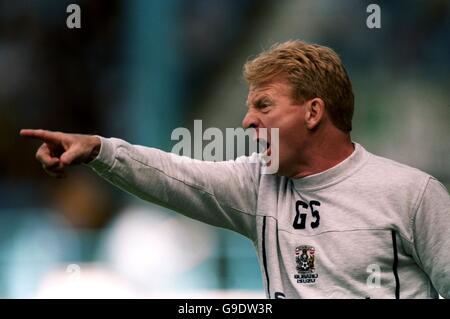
left=60, top=147, right=81, bottom=166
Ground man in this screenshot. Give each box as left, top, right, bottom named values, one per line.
left=21, top=41, right=449, bottom=298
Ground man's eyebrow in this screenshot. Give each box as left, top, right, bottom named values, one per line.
left=247, top=95, right=272, bottom=108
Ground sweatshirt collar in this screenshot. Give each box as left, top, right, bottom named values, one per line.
left=292, top=142, right=369, bottom=191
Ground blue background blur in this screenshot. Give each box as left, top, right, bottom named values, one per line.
left=0, top=0, right=449, bottom=298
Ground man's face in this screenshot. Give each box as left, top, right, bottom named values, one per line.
left=243, top=77, right=307, bottom=177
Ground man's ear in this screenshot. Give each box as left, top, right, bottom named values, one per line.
left=304, top=98, right=325, bottom=130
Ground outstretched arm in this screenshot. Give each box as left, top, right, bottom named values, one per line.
left=21, top=129, right=260, bottom=239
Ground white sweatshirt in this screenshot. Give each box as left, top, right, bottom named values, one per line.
left=88, top=137, right=450, bottom=299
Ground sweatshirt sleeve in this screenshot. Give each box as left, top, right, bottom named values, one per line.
left=412, top=176, right=450, bottom=298
left=86, top=136, right=260, bottom=239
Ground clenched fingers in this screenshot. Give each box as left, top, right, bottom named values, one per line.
left=36, top=144, right=59, bottom=167
left=35, top=144, right=67, bottom=177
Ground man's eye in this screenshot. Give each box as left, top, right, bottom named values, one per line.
left=261, top=103, right=272, bottom=112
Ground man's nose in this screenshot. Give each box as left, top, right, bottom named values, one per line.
left=242, top=111, right=259, bottom=129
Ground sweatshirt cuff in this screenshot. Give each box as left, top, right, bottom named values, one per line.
left=85, top=136, right=116, bottom=174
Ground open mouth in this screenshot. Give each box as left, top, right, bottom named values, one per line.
left=256, top=138, right=271, bottom=155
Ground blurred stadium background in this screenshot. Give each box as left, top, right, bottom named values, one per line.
left=0, top=0, right=449, bottom=298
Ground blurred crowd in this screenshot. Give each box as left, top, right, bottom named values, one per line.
left=0, top=0, right=266, bottom=298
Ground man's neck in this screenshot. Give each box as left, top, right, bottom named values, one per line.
left=291, top=134, right=354, bottom=179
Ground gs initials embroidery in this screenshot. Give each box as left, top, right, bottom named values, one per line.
left=292, top=200, right=321, bottom=229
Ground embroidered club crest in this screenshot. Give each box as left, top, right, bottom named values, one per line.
left=294, top=245, right=318, bottom=284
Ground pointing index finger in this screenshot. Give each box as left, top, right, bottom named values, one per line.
left=20, top=129, right=62, bottom=144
